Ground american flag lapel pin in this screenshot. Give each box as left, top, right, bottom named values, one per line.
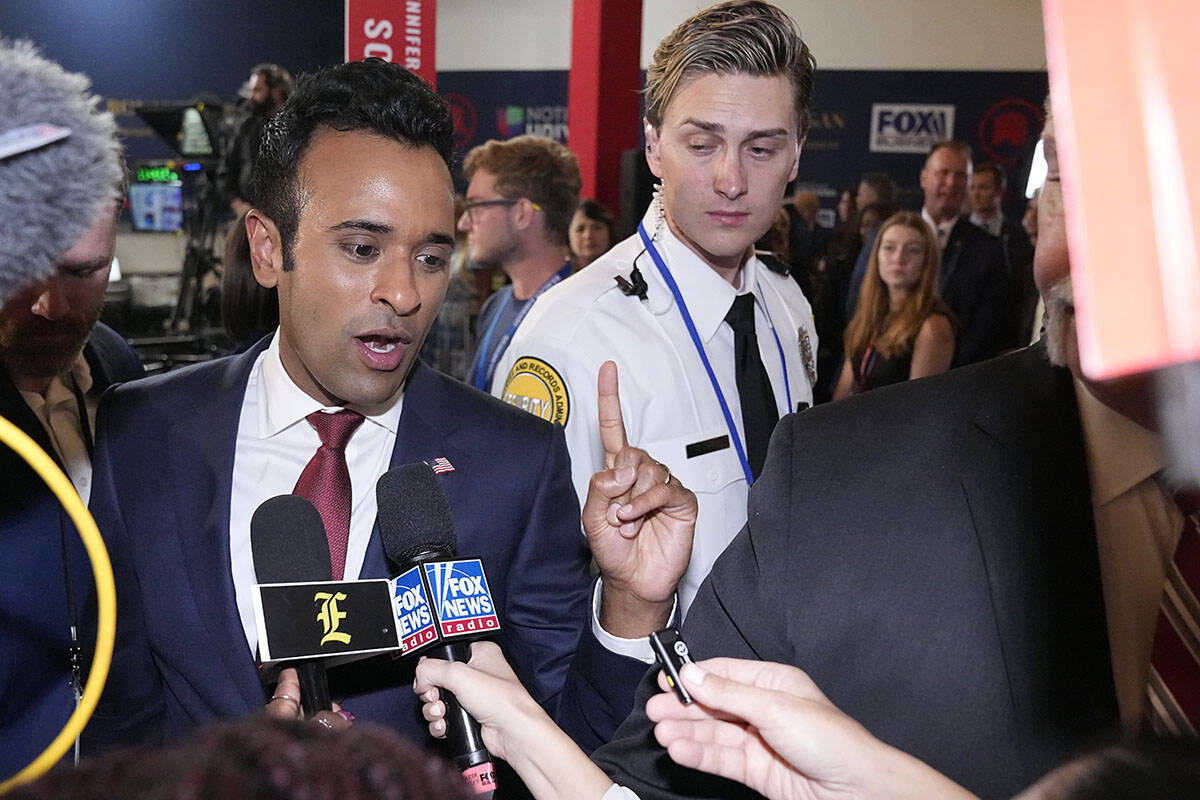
left=428, top=457, right=454, bottom=474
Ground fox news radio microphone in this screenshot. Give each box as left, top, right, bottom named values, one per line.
left=377, top=463, right=498, bottom=796
left=251, top=495, right=334, bottom=716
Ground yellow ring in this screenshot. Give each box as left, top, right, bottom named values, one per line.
left=0, top=415, right=115, bottom=792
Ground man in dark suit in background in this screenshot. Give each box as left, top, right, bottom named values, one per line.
left=594, top=107, right=1177, bottom=798
left=89, top=58, right=686, bottom=757
left=0, top=40, right=160, bottom=777
left=970, top=160, right=1037, bottom=344
left=848, top=140, right=1013, bottom=367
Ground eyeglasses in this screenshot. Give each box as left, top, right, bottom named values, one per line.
left=461, top=198, right=542, bottom=222
left=462, top=198, right=517, bottom=222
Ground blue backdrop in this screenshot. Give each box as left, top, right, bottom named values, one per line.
left=0, top=2, right=1045, bottom=219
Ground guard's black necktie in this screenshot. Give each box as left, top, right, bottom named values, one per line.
left=724, top=293, right=778, bottom=480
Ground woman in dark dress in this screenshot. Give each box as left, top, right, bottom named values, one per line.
left=834, top=211, right=955, bottom=398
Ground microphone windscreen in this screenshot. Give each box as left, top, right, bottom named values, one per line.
left=376, top=463, right=457, bottom=568
left=251, top=495, right=332, bottom=583
left=0, top=40, right=122, bottom=307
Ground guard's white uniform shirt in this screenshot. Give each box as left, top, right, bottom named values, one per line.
left=494, top=205, right=816, bottom=615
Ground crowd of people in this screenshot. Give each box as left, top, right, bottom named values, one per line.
left=2, top=0, right=1198, bottom=798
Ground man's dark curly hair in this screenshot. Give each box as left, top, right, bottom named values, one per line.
left=250, top=58, right=453, bottom=271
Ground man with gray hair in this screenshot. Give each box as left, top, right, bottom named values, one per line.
left=494, top=1, right=818, bottom=617
left=0, top=39, right=160, bottom=776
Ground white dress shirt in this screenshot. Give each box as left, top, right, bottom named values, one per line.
left=228, top=333, right=403, bottom=653
left=922, top=207, right=958, bottom=250
left=969, top=210, right=1003, bottom=237
left=1075, top=379, right=1181, bottom=732
left=495, top=203, right=816, bottom=616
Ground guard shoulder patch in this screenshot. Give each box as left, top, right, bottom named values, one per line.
left=500, top=356, right=570, bottom=425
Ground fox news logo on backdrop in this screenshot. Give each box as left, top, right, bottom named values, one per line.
left=870, top=104, right=956, bottom=153
left=425, top=559, right=500, bottom=637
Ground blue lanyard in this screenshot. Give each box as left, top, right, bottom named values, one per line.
left=472, top=262, right=572, bottom=390
left=637, top=223, right=791, bottom=485
left=758, top=289, right=794, bottom=414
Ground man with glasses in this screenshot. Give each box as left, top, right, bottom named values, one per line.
left=459, top=135, right=581, bottom=392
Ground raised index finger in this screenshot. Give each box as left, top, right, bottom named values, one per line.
left=597, top=360, right=628, bottom=464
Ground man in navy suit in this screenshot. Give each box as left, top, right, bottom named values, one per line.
left=0, top=227, right=159, bottom=777
left=88, top=59, right=689, bottom=759
left=0, top=42, right=161, bottom=778
left=970, top=160, right=1038, bottom=344
left=847, top=141, right=1013, bottom=367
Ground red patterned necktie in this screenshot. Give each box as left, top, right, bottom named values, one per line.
left=292, top=410, right=365, bottom=581
left=1145, top=488, right=1200, bottom=734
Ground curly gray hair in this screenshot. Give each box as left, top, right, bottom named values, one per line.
left=0, top=40, right=122, bottom=306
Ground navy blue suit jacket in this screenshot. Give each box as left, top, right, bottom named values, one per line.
left=89, top=340, right=645, bottom=755
left=0, top=323, right=160, bottom=778
left=847, top=217, right=1013, bottom=367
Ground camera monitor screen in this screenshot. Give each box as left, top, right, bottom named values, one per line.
left=129, top=182, right=183, bottom=232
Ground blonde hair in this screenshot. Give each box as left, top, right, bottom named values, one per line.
left=644, top=1, right=815, bottom=137
left=844, top=211, right=953, bottom=361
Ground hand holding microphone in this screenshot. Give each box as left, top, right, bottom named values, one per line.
left=251, top=495, right=351, bottom=731
left=377, top=463, right=498, bottom=796
left=414, top=641, right=547, bottom=760
left=264, top=666, right=352, bottom=732
left=414, top=642, right=616, bottom=800
left=251, top=495, right=335, bottom=717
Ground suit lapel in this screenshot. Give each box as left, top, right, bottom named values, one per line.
left=938, top=217, right=969, bottom=292
left=83, top=337, right=114, bottom=392
left=168, top=345, right=268, bottom=708
left=0, top=368, right=57, bottom=462
left=360, top=363, right=466, bottom=579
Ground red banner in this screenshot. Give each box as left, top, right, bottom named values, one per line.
left=344, top=0, right=436, bottom=89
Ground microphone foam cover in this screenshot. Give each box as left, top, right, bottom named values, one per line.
left=0, top=40, right=122, bottom=307
left=376, top=463, right=457, bottom=567
left=251, top=495, right=332, bottom=583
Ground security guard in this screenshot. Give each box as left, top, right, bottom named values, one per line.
left=495, top=2, right=819, bottom=615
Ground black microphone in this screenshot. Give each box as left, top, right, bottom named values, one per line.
left=251, top=495, right=333, bottom=716
left=377, top=463, right=496, bottom=795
